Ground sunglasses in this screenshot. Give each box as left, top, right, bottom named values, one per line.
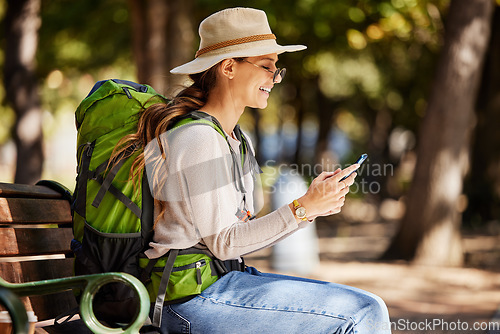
left=242, top=59, right=286, bottom=83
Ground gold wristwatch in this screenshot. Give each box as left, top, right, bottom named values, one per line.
left=293, top=199, right=308, bottom=221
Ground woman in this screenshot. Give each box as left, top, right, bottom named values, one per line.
left=123, top=7, right=391, bottom=334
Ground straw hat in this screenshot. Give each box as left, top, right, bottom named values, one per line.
left=170, top=7, right=307, bottom=75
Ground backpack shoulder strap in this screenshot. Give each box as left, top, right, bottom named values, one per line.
left=233, top=124, right=262, bottom=176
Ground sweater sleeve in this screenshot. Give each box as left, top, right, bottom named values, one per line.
left=153, top=124, right=300, bottom=260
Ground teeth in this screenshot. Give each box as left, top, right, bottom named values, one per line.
left=259, top=87, right=271, bottom=93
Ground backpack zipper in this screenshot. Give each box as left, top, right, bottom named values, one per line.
left=195, top=261, right=202, bottom=285
left=151, top=258, right=208, bottom=274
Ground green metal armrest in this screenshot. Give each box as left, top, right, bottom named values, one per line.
left=0, top=272, right=150, bottom=334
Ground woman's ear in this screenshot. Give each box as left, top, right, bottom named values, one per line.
left=220, top=59, right=236, bottom=79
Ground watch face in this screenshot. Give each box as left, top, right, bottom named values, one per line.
left=296, top=207, right=307, bottom=219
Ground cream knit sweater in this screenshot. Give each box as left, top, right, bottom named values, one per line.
left=144, top=121, right=303, bottom=261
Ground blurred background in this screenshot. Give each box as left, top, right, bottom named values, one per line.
left=1, top=0, right=500, bottom=332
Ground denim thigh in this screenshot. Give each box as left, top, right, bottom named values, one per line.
left=160, top=266, right=391, bottom=334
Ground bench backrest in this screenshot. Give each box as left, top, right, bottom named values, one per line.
left=0, top=182, right=77, bottom=321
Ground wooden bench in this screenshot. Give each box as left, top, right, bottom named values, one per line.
left=0, top=182, right=150, bottom=333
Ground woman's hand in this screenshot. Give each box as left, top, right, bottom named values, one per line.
left=291, top=164, right=359, bottom=221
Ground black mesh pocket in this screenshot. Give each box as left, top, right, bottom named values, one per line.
left=72, top=223, right=143, bottom=324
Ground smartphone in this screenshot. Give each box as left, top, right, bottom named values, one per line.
left=339, top=154, right=368, bottom=181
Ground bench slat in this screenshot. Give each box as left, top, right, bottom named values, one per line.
left=0, top=198, right=72, bottom=224
left=0, top=228, right=73, bottom=257
left=21, top=258, right=75, bottom=282
left=0, top=182, right=63, bottom=199
left=0, top=258, right=74, bottom=284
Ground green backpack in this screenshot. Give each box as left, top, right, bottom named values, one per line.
left=72, top=79, right=163, bottom=323
left=71, top=79, right=258, bottom=327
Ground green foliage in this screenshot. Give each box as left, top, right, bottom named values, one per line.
left=37, top=0, right=133, bottom=116
left=38, top=0, right=131, bottom=76
left=198, top=0, right=445, bottom=122
left=0, top=0, right=448, bottom=132
left=0, top=0, right=134, bottom=144
left=0, top=0, right=450, bottom=191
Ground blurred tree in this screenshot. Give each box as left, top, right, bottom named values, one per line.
left=383, top=0, right=494, bottom=266
left=3, top=0, right=43, bottom=184
left=129, top=0, right=194, bottom=95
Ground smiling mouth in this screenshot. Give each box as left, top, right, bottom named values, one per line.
left=259, top=87, right=271, bottom=93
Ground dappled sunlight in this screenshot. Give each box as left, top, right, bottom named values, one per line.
left=306, top=52, right=383, bottom=99
left=46, top=70, right=64, bottom=89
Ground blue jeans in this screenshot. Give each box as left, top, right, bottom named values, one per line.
left=156, top=266, right=391, bottom=334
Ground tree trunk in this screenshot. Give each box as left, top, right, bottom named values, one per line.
left=382, top=0, right=494, bottom=266
left=129, top=0, right=194, bottom=95
left=314, top=82, right=338, bottom=168
left=3, top=0, right=43, bottom=184
left=366, top=106, right=393, bottom=200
